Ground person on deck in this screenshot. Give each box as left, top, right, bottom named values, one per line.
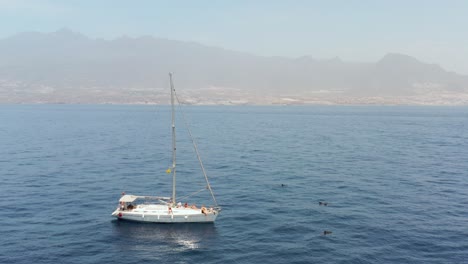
left=201, top=205, right=207, bottom=215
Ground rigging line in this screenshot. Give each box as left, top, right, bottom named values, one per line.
left=173, top=90, right=218, bottom=207
left=177, top=187, right=207, bottom=201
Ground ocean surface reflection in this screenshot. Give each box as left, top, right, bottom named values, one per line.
left=111, top=220, right=218, bottom=256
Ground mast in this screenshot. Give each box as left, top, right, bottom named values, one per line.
left=169, top=73, right=177, bottom=204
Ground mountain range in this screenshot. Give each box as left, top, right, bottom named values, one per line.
left=1, top=29, right=468, bottom=105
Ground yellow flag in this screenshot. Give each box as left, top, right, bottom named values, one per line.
left=166, top=168, right=172, bottom=174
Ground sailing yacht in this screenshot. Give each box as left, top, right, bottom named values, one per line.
left=111, top=73, right=220, bottom=223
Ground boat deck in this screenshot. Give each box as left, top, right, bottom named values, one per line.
left=112, top=204, right=218, bottom=223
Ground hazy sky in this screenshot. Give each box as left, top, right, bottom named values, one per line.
left=1, top=0, right=467, bottom=74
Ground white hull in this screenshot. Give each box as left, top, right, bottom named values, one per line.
left=111, top=204, right=218, bottom=223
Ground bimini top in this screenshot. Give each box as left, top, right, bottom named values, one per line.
left=119, top=194, right=171, bottom=203
left=119, top=195, right=140, bottom=203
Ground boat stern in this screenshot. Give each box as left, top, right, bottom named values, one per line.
left=111, top=208, right=121, bottom=217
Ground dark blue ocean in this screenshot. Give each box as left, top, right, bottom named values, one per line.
left=1, top=105, right=467, bottom=263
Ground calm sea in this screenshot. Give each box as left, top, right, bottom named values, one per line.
left=1, top=105, right=467, bottom=264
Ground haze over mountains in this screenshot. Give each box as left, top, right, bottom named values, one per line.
left=1, top=29, right=468, bottom=105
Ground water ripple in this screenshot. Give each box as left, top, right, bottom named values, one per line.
left=1, top=105, right=468, bottom=264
